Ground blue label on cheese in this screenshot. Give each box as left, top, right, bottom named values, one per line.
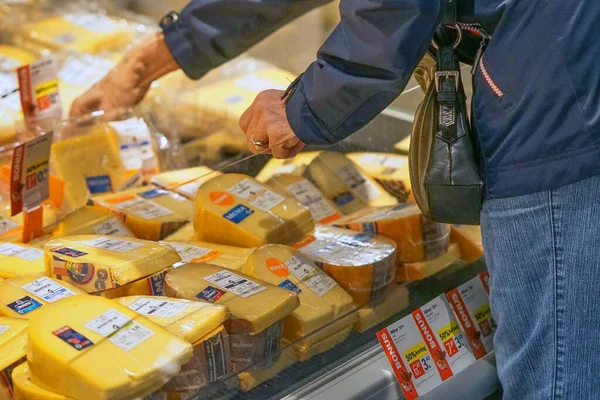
left=139, top=188, right=169, bottom=199
left=223, top=204, right=254, bottom=224
left=333, top=192, right=354, bottom=206
left=51, top=247, right=88, bottom=258
left=85, top=175, right=113, bottom=194
left=279, top=280, right=302, bottom=294
left=7, top=296, right=42, bottom=315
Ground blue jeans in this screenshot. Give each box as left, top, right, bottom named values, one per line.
left=481, top=175, right=600, bottom=399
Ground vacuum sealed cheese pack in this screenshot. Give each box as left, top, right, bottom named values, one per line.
left=255, top=152, right=321, bottom=182
left=151, top=166, right=221, bottom=200
left=165, top=222, right=194, bottom=241
left=0, top=242, right=45, bottom=278
left=355, top=284, right=410, bottom=333
left=50, top=206, right=133, bottom=239
left=26, top=296, right=192, bottom=400
left=11, top=362, right=69, bottom=400
left=96, top=268, right=170, bottom=299
left=333, top=203, right=450, bottom=263
left=303, top=151, right=398, bottom=214
left=44, top=235, right=181, bottom=293
left=165, top=239, right=255, bottom=272
left=347, top=152, right=411, bottom=202
left=396, top=243, right=462, bottom=282
left=291, top=226, right=397, bottom=307
left=90, top=187, right=194, bottom=241
left=194, top=174, right=314, bottom=247
left=293, top=325, right=353, bottom=362
left=238, top=346, right=297, bottom=392
left=0, top=317, right=27, bottom=400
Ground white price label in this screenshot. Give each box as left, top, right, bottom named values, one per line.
left=82, top=237, right=142, bottom=253
left=110, top=118, right=155, bottom=171
left=128, top=298, right=191, bottom=318
left=286, top=180, right=339, bottom=223
left=22, top=277, right=76, bottom=303
left=114, top=198, right=173, bottom=220
left=109, top=321, right=155, bottom=351
left=336, top=164, right=382, bottom=202
left=0, top=326, right=9, bottom=335
left=203, top=270, right=266, bottom=298
left=92, top=217, right=132, bottom=237
left=0, top=243, right=43, bottom=260
left=85, top=309, right=131, bottom=338
left=360, top=154, right=407, bottom=169
left=286, top=255, right=337, bottom=296
left=168, top=242, right=213, bottom=262
left=227, top=178, right=285, bottom=211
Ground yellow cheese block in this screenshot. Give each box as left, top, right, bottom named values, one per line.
left=0, top=243, right=45, bottom=278
left=194, top=173, right=314, bottom=247
left=90, top=187, right=194, bottom=241
left=294, top=325, right=353, bottom=362
left=44, top=235, right=181, bottom=293
left=151, top=166, right=221, bottom=200
left=396, top=243, right=462, bottom=282
left=12, top=362, right=70, bottom=400
left=238, top=346, right=297, bottom=392
left=354, top=284, right=410, bottom=333
left=332, top=203, right=450, bottom=263
left=255, top=152, right=322, bottom=182
left=291, top=226, right=397, bottom=308
left=95, top=268, right=170, bottom=299
left=0, top=317, right=27, bottom=400
left=27, top=296, right=193, bottom=400
left=164, top=263, right=299, bottom=334
left=51, top=206, right=133, bottom=239
left=394, top=135, right=411, bottom=154
left=0, top=275, right=87, bottom=318
left=303, top=151, right=398, bottom=214
left=165, top=222, right=194, bottom=241
left=347, top=152, right=411, bottom=202
left=266, top=174, right=343, bottom=224
left=23, top=13, right=133, bottom=54
left=51, top=124, right=127, bottom=210
left=116, top=296, right=228, bottom=344
left=165, top=239, right=255, bottom=272
left=243, top=244, right=357, bottom=344
left=450, top=225, right=484, bottom=263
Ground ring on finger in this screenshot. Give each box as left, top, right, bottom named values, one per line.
left=251, top=134, right=266, bottom=148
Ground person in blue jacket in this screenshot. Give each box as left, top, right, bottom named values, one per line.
left=72, top=1, right=600, bottom=397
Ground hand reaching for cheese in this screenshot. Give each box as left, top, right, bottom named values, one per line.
left=70, top=32, right=179, bottom=117
left=239, top=90, right=305, bottom=159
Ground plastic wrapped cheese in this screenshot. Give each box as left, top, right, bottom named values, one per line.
left=11, top=362, right=68, bottom=400
left=303, top=151, right=398, bottom=214
left=0, top=317, right=27, bottom=400
left=396, top=243, right=462, bottom=282
left=194, top=174, right=314, bottom=247
left=450, top=225, right=484, bottom=263
left=0, top=242, right=45, bottom=278
left=50, top=206, right=133, bottom=239
left=243, top=244, right=357, bottom=345
left=333, top=203, right=450, bottom=263
left=354, top=284, right=410, bottom=333
left=165, top=239, right=255, bottom=271
left=238, top=346, right=297, bottom=392
left=291, top=226, right=397, bottom=308
left=347, top=152, right=411, bottom=202
left=255, top=152, right=321, bottom=182
left=90, top=187, right=194, bottom=241
left=96, top=268, right=170, bottom=299
left=0, top=275, right=86, bottom=318
left=266, top=174, right=343, bottom=224
left=165, top=222, right=194, bottom=241
left=294, top=325, right=352, bottom=362
left=44, top=235, right=181, bottom=293
left=151, top=166, right=221, bottom=200
left=27, top=296, right=193, bottom=400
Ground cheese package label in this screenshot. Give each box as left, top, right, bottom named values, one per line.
left=446, top=272, right=494, bottom=358
left=151, top=166, right=221, bottom=200
left=109, top=117, right=159, bottom=177
left=11, top=362, right=68, bottom=400
left=194, top=174, right=314, bottom=247
left=347, top=152, right=411, bottom=202
left=0, top=317, right=28, bottom=400
left=90, top=187, right=194, bottom=241
left=355, top=284, right=410, bottom=333
left=255, top=152, right=322, bottom=182
left=0, top=275, right=86, bottom=318
left=27, top=296, right=192, bottom=400
left=396, top=243, right=462, bottom=282
left=291, top=226, right=397, bottom=307
left=243, top=244, right=357, bottom=344
left=44, top=235, right=181, bottom=293
left=0, top=243, right=45, bottom=278
left=333, top=203, right=450, bottom=263
left=166, top=239, right=255, bottom=271
left=266, top=174, right=343, bottom=224
left=303, top=151, right=398, bottom=214
left=229, top=320, right=283, bottom=372
left=51, top=206, right=133, bottom=239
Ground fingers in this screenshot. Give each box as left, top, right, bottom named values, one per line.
left=69, top=92, right=101, bottom=118
left=239, top=96, right=256, bottom=132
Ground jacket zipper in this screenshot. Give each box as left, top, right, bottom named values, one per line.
left=479, top=56, right=504, bottom=97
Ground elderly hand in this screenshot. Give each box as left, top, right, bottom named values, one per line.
left=239, top=90, right=305, bottom=159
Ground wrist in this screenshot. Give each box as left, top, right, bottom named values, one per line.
left=126, top=32, right=179, bottom=87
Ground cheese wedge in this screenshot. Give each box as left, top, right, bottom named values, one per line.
left=90, top=187, right=194, bottom=241
left=165, top=222, right=194, bottom=241
left=0, top=275, right=86, bottom=318
left=255, top=152, right=322, bottom=182
left=27, top=296, right=193, bottom=400
left=294, top=325, right=352, bottom=362
left=44, top=235, right=181, bottom=293
left=450, top=225, right=484, bottom=263
left=151, top=166, right=221, bottom=200
left=23, top=13, right=133, bottom=54
left=0, top=243, right=45, bottom=278
left=354, top=284, right=410, bottom=333
left=51, top=124, right=127, bottom=210
left=347, top=153, right=411, bottom=202
left=194, top=174, right=314, bottom=247
left=165, top=240, right=255, bottom=271
left=238, top=346, right=297, bottom=392
left=303, top=151, right=398, bottom=214
left=396, top=243, right=462, bottom=282
left=51, top=206, right=133, bottom=239
left=266, top=174, right=343, bottom=224
left=333, top=203, right=450, bottom=263
left=0, top=317, right=28, bottom=400
left=291, top=226, right=397, bottom=308
left=96, top=268, right=170, bottom=299
left=116, top=296, right=228, bottom=344
left=243, top=245, right=357, bottom=345
left=12, top=362, right=70, bottom=400
left=164, top=263, right=299, bottom=334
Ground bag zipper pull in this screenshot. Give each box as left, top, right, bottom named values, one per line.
left=471, top=38, right=488, bottom=75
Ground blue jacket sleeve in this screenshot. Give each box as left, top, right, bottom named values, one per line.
left=286, top=0, right=442, bottom=145
left=161, top=0, right=333, bottom=79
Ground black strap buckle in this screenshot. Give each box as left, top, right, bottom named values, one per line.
left=434, top=71, right=459, bottom=92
